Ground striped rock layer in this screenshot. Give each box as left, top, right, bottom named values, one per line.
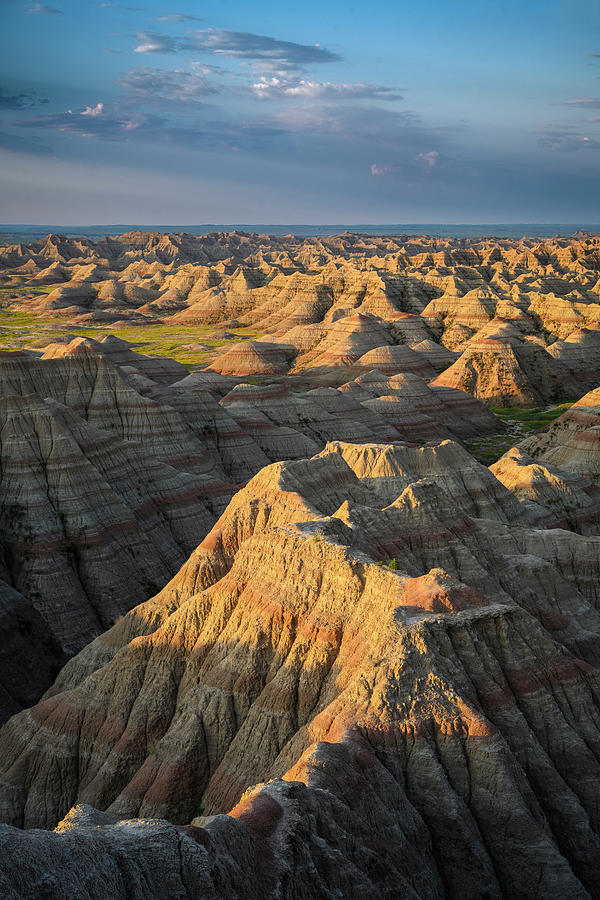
left=0, top=354, right=273, bottom=718
left=519, top=385, right=600, bottom=480
left=0, top=351, right=508, bottom=720
left=1, top=440, right=600, bottom=897
left=5, top=232, right=600, bottom=406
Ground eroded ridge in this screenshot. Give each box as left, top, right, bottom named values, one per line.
left=1, top=440, right=600, bottom=897
left=4, top=231, right=600, bottom=405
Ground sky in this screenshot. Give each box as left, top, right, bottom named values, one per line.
left=0, top=0, right=599, bottom=224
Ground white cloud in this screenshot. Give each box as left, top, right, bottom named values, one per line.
left=559, top=97, right=600, bottom=108
left=539, top=132, right=600, bottom=150
left=133, top=32, right=179, bottom=53
left=157, top=13, right=202, bottom=22
left=81, top=103, right=104, bottom=117
left=416, top=150, right=439, bottom=170
left=252, top=77, right=402, bottom=101
left=118, top=68, right=221, bottom=103
left=132, top=28, right=340, bottom=73
left=370, top=163, right=398, bottom=176
left=27, top=3, right=61, bottom=12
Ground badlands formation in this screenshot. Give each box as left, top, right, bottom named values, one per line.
left=0, top=232, right=600, bottom=898
left=2, top=230, right=600, bottom=402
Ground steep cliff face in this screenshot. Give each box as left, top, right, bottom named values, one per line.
left=0, top=392, right=217, bottom=657
left=0, top=351, right=508, bottom=721
left=0, top=790, right=444, bottom=900
left=219, top=371, right=502, bottom=453
left=4, top=228, right=600, bottom=897
left=0, top=354, right=273, bottom=718
left=1, top=440, right=600, bottom=897
left=0, top=355, right=238, bottom=484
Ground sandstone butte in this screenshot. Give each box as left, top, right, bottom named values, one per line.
left=0, top=232, right=600, bottom=898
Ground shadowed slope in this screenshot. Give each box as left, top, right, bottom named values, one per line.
left=0, top=392, right=218, bottom=658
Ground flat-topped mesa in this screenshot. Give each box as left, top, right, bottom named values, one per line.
left=1, top=438, right=600, bottom=896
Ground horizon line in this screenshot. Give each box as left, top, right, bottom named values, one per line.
left=2, top=222, right=600, bottom=228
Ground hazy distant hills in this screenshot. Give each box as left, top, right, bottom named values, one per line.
left=2, top=223, right=600, bottom=244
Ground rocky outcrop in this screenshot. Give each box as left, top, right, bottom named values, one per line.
left=3, top=230, right=600, bottom=898
left=338, top=370, right=502, bottom=441
left=0, top=787, right=444, bottom=900
left=0, top=391, right=217, bottom=657
left=2, top=440, right=600, bottom=897
left=0, top=354, right=274, bottom=715
left=519, top=386, right=600, bottom=480
left=0, top=354, right=256, bottom=486
left=6, top=234, right=600, bottom=406
left=218, top=371, right=501, bottom=452
left=490, top=446, right=600, bottom=532
left=0, top=350, right=505, bottom=718
left=40, top=334, right=188, bottom=383
left=431, top=319, right=566, bottom=407
left=206, top=341, right=295, bottom=376
left=291, top=312, right=394, bottom=370
left=545, top=327, right=600, bottom=395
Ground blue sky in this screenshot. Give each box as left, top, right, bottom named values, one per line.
left=1, top=0, right=599, bottom=223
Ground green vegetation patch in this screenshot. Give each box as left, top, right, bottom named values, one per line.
left=0, top=305, right=264, bottom=368
left=469, top=403, right=573, bottom=465
left=0, top=284, right=57, bottom=294
left=488, top=404, right=573, bottom=429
